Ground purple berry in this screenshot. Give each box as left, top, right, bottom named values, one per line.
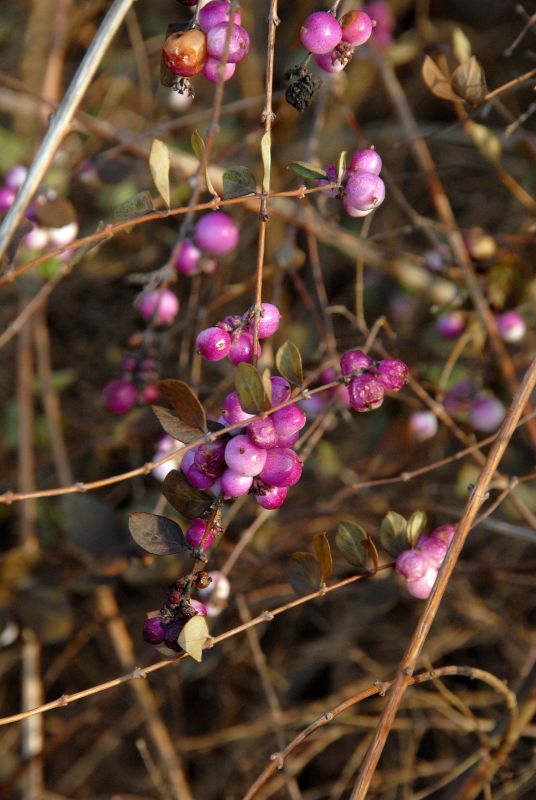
left=175, top=238, right=202, bottom=276
left=220, top=468, right=253, bottom=497
left=318, top=163, right=339, bottom=197
left=139, top=289, right=180, bottom=326
left=417, top=536, right=447, bottom=569
left=346, top=172, right=385, bottom=211
left=469, top=395, right=506, bottom=432
left=102, top=379, right=137, bottom=414
left=221, top=391, right=254, bottom=428
left=194, top=441, right=226, bottom=478
left=340, top=10, right=373, bottom=46
left=436, top=311, right=465, bottom=338
left=255, top=484, right=288, bottom=509
left=246, top=303, right=281, bottom=339
left=0, top=186, right=16, bottom=212
left=163, top=618, right=185, bottom=652
left=349, top=148, right=382, bottom=176
left=497, top=311, right=526, bottom=343
left=224, top=435, right=267, bottom=476
left=186, top=464, right=215, bottom=490
left=247, top=418, right=278, bottom=449
left=271, top=376, right=292, bottom=405
left=340, top=349, right=373, bottom=377
left=259, top=448, right=302, bottom=487
left=409, top=411, right=438, bottom=442
left=272, top=405, right=306, bottom=439
left=377, top=358, right=408, bottom=392
left=181, top=448, right=196, bottom=475
left=203, top=57, right=236, bottom=82
left=229, top=331, right=261, bottom=366
left=300, top=12, right=342, bottom=55
left=405, top=567, right=438, bottom=599
left=199, top=1, right=241, bottom=32
left=206, top=22, right=250, bottom=63
left=194, top=212, right=239, bottom=255
left=185, top=518, right=215, bottom=550
left=143, top=616, right=166, bottom=645
left=348, top=374, right=385, bottom=412
left=396, top=548, right=428, bottom=582
left=196, top=326, right=232, bottom=361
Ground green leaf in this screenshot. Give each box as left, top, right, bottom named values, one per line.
left=222, top=166, right=257, bottom=199
left=129, top=512, right=187, bottom=555
left=157, top=379, right=207, bottom=431
left=113, top=191, right=155, bottom=222
left=289, top=161, right=328, bottom=181
left=313, top=532, right=333, bottom=583
left=178, top=614, right=209, bottom=662
left=151, top=406, right=202, bottom=444
left=361, top=536, right=379, bottom=574
left=149, top=139, right=171, bottom=208
left=335, top=520, right=368, bottom=569
left=261, top=131, right=271, bottom=194
left=379, top=511, right=408, bottom=558
left=288, top=552, right=320, bottom=595
left=235, top=363, right=266, bottom=414
left=275, top=341, right=303, bottom=387
left=191, top=130, right=206, bottom=161
left=336, top=151, right=347, bottom=184
left=162, top=470, right=213, bottom=519
left=406, top=510, right=428, bottom=548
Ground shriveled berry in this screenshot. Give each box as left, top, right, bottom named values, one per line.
left=255, top=484, right=288, bottom=509
left=162, top=29, right=207, bottom=77
left=194, top=441, right=226, bottom=478
left=340, top=10, right=373, bottom=46
left=346, top=172, right=385, bottom=211
left=340, top=349, right=373, bottom=377
left=300, top=12, right=342, bottom=54
left=247, top=418, right=278, bottom=449
left=206, top=22, right=250, bottom=63
left=377, top=358, right=408, bottom=392
left=348, top=374, right=384, bottom=411
left=196, top=326, right=231, bottom=361
left=143, top=616, right=166, bottom=645
left=314, top=46, right=352, bottom=73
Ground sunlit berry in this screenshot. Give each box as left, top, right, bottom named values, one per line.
left=228, top=331, right=261, bottom=366
left=196, top=326, right=232, bottom=361
left=340, top=10, right=373, bottom=46
left=405, top=566, right=437, bottom=599
left=349, top=148, right=382, bottom=176
left=272, top=405, right=306, bottom=440
left=194, top=211, right=239, bottom=255
left=396, top=549, right=428, bottom=582
left=300, top=12, right=342, bottom=55
left=255, top=484, right=288, bottom=509
left=162, top=29, right=207, bottom=77
left=259, top=448, right=302, bottom=487
left=224, top=435, right=267, bottom=477
left=221, top=391, right=254, bottom=428
left=345, top=172, right=385, bottom=211
left=348, top=374, right=385, bottom=411
left=497, top=311, right=526, bottom=343
left=139, top=289, right=180, bottom=326
left=245, top=302, right=281, bottom=339
left=199, top=1, right=241, bottom=32
left=417, top=535, right=447, bottom=569
left=206, top=22, right=250, bottom=63
left=220, top=468, right=253, bottom=497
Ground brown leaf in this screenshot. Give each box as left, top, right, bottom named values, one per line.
left=451, top=56, right=487, bottom=105
left=313, top=532, right=333, bottom=583
left=152, top=405, right=203, bottom=444
left=288, top=552, right=321, bottom=595
left=162, top=470, right=213, bottom=519
left=157, top=379, right=207, bottom=431
left=129, top=512, right=187, bottom=555
left=421, top=55, right=460, bottom=102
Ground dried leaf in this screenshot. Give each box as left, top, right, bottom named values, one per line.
left=313, top=532, right=333, bottom=583
left=157, top=379, right=207, bottom=431
left=335, top=520, right=368, bottom=569
left=451, top=56, right=487, bottom=105
left=151, top=405, right=202, bottom=444
left=379, top=511, right=408, bottom=557
left=406, top=510, right=428, bottom=548
left=288, top=552, right=321, bottom=595
left=361, top=537, right=379, bottom=574
left=129, top=512, right=187, bottom=555
left=336, top=151, right=347, bottom=185
left=452, top=27, right=472, bottom=63
left=235, top=363, right=266, bottom=414
left=113, top=191, right=155, bottom=222
left=421, top=55, right=460, bottom=102
left=162, top=470, right=213, bottom=519
left=261, top=131, right=271, bottom=194
left=149, top=139, right=171, bottom=208
left=289, top=161, right=328, bottom=181
left=34, top=197, right=77, bottom=229
left=178, top=614, right=209, bottom=662
left=191, top=130, right=206, bottom=161
left=276, top=341, right=304, bottom=387
left=222, top=166, right=257, bottom=199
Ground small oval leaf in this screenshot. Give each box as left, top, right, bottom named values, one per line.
left=380, top=511, right=408, bottom=558
left=261, top=368, right=273, bottom=408
left=162, top=470, right=213, bottom=519
left=335, top=520, right=368, bottom=569
left=129, top=512, right=186, bottom=555
left=235, top=363, right=265, bottom=414
left=289, top=161, right=328, bottom=181
left=361, top=537, right=379, bottom=574
left=151, top=406, right=202, bottom=444
left=288, top=552, right=321, bottom=595
left=421, top=56, right=460, bottom=102
left=313, top=532, right=333, bottom=583
left=178, top=614, right=209, bottom=662
left=451, top=56, right=487, bottom=105
left=223, top=166, right=257, bottom=199
left=276, top=341, right=304, bottom=387
left=157, top=379, right=207, bottom=431
left=191, top=130, right=205, bottom=161
left=406, top=510, right=428, bottom=548
left=149, top=139, right=170, bottom=208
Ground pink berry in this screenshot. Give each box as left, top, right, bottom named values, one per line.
left=340, top=349, right=373, bottom=377
left=229, top=331, right=261, bottom=366
left=142, top=384, right=159, bottom=405
left=139, top=289, right=180, bottom=326
left=396, top=549, right=428, bottom=582
left=272, top=405, right=306, bottom=440
left=409, top=411, right=438, bottom=442
left=436, top=311, right=465, bottom=338
left=271, top=376, right=292, bottom=405
left=196, top=326, right=232, bottom=361
left=497, top=311, right=526, bottom=343
left=48, top=221, right=79, bottom=248
left=256, top=484, right=288, bottom=509
left=300, top=12, right=342, bottom=55
left=259, top=448, right=302, bottom=487
left=246, top=303, right=281, bottom=339
left=247, top=418, right=278, bottom=449
left=23, top=225, right=49, bottom=250
left=349, top=148, right=382, bottom=176
left=314, top=48, right=352, bottom=73
left=199, top=1, right=241, bottom=32
left=275, top=430, right=300, bottom=449
left=220, top=468, right=253, bottom=497
left=175, top=238, right=202, bottom=276
left=417, top=535, right=447, bottom=569
left=206, top=22, right=250, bottom=63
left=194, top=212, right=239, bottom=255
left=185, top=518, right=214, bottom=550
left=345, top=172, right=385, bottom=211
left=0, top=186, right=16, bottom=212
left=431, top=524, right=456, bottom=545
left=102, top=379, right=137, bottom=414
left=190, top=599, right=208, bottom=616
left=224, top=435, right=267, bottom=477
left=340, top=10, right=373, bottom=46
left=405, top=566, right=438, bottom=599
left=5, top=165, right=27, bottom=189
left=181, top=449, right=196, bottom=476
left=203, top=57, right=236, bottom=82
left=348, top=374, right=384, bottom=411
left=377, top=358, right=408, bottom=392
left=221, top=391, right=254, bottom=428
left=365, top=1, right=395, bottom=49
left=469, top=395, right=506, bottom=432
left=343, top=196, right=373, bottom=218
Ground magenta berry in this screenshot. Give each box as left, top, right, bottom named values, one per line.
left=271, top=376, right=292, bottom=405
left=365, top=1, right=395, bottom=48
left=497, top=311, right=526, bottom=343
left=340, top=349, right=373, bottom=377
left=432, top=524, right=456, bottom=545
left=259, top=448, right=302, bottom=487
left=377, top=358, right=409, bottom=392
left=314, top=48, right=351, bottom=73
left=468, top=395, right=506, bottom=432
left=199, top=1, right=241, bottom=32
left=139, top=289, right=179, bottom=326
left=185, top=518, right=214, bottom=550
left=436, top=311, right=465, bottom=338
left=224, top=435, right=267, bottom=477
left=349, top=148, right=382, bottom=176
left=255, top=484, right=288, bottom=509
left=396, top=549, right=428, bottom=582
left=272, top=405, right=306, bottom=440
left=143, top=616, right=166, bottom=645
left=221, top=391, right=254, bottom=428
left=206, top=22, right=250, bottom=63
left=300, top=12, right=342, bottom=55
left=0, top=186, right=16, bottom=212
left=345, top=172, right=385, bottom=212
left=203, top=57, right=236, bottom=83
left=228, top=331, right=261, bottom=366
left=418, top=536, right=447, bottom=569
left=181, top=449, right=196, bottom=476
left=348, top=374, right=385, bottom=412
left=405, top=566, right=438, bottom=599
left=194, top=441, right=226, bottom=478
left=186, top=464, right=215, bottom=490
left=163, top=618, right=186, bottom=652
left=190, top=599, right=208, bottom=616
left=175, top=238, right=202, bottom=276
left=246, top=303, right=281, bottom=339
left=196, top=326, right=232, bottom=361
left=340, top=10, right=373, bottom=46
left=194, top=212, right=239, bottom=255
left=220, top=468, right=253, bottom=497
left=102, top=378, right=137, bottom=415
left=247, top=418, right=278, bottom=449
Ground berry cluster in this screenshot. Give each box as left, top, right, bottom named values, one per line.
left=339, top=349, right=408, bottom=411
left=162, top=1, right=249, bottom=96
left=196, top=302, right=281, bottom=365
left=175, top=211, right=239, bottom=276
left=142, top=575, right=209, bottom=651
left=321, top=147, right=386, bottom=218
left=102, top=335, right=160, bottom=414
left=396, top=524, right=455, bottom=599
left=300, top=9, right=373, bottom=75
